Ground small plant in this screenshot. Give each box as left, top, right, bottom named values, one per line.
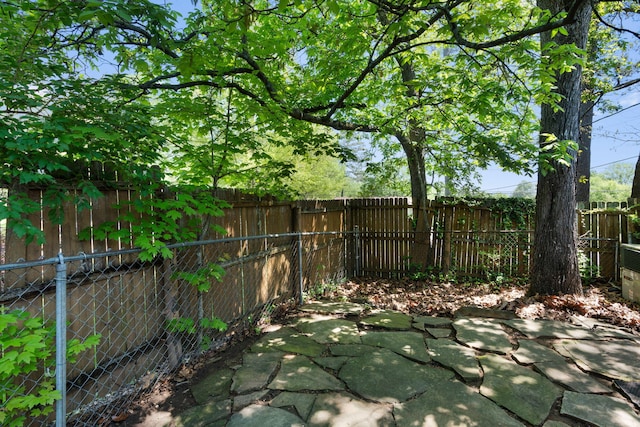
left=629, top=212, right=640, bottom=242
left=578, top=250, right=599, bottom=283
left=165, top=315, right=227, bottom=351
left=0, top=309, right=100, bottom=427
left=173, top=263, right=225, bottom=292
left=304, top=276, right=343, bottom=301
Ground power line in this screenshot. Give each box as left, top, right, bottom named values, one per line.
left=592, top=101, right=640, bottom=124
left=481, top=155, right=637, bottom=193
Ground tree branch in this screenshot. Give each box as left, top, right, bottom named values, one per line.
left=443, top=0, right=591, bottom=50
left=592, top=5, right=640, bottom=40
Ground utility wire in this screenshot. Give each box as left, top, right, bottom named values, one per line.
left=482, top=155, right=637, bottom=193
left=592, top=101, right=640, bottom=124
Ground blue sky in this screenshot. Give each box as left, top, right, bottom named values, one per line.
left=479, top=88, right=640, bottom=194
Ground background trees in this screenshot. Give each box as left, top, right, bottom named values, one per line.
left=2, top=0, right=638, bottom=295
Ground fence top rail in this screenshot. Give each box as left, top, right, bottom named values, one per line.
left=0, top=231, right=353, bottom=271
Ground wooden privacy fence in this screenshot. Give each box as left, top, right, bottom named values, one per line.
left=0, top=187, right=632, bottom=424
left=1, top=190, right=632, bottom=284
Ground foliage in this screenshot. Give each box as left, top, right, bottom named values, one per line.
left=589, top=173, right=632, bottom=202
left=438, top=197, right=535, bottom=230
left=488, top=198, right=536, bottom=230
left=629, top=212, right=640, bottom=240
left=168, top=261, right=228, bottom=350
left=538, top=133, right=580, bottom=176
left=578, top=250, right=600, bottom=283
left=173, top=262, right=226, bottom=293
left=66, top=0, right=582, bottom=200
left=0, top=309, right=100, bottom=427
left=597, top=163, right=635, bottom=186
left=78, top=185, right=229, bottom=261
left=511, top=181, right=537, bottom=199
left=165, top=315, right=228, bottom=351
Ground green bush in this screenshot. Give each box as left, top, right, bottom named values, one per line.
left=0, top=309, right=100, bottom=427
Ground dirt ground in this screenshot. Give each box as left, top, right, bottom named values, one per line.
left=109, top=277, right=640, bottom=426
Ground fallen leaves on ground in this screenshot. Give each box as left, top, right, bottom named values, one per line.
left=328, top=277, right=640, bottom=332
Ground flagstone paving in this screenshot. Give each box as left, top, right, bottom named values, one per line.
left=167, top=304, right=640, bottom=427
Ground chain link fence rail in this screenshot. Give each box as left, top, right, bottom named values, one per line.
left=0, top=231, right=351, bottom=426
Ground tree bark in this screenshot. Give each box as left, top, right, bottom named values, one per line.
left=394, top=55, right=434, bottom=270
left=396, top=132, right=433, bottom=269
left=576, top=96, right=594, bottom=205
left=530, top=0, right=592, bottom=296
left=632, top=153, right=640, bottom=200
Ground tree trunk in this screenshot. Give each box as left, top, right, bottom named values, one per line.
left=576, top=96, right=594, bottom=205
left=576, top=31, right=597, bottom=206
left=394, top=57, right=433, bottom=270
left=530, top=0, right=592, bottom=296
left=632, top=153, right=640, bottom=200
left=396, top=132, right=433, bottom=269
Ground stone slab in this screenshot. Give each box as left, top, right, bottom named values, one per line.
left=249, top=327, right=326, bottom=357
left=536, top=360, right=611, bottom=393
left=232, top=390, right=268, bottom=412
left=173, top=399, right=231, bottom=427
left=615, top=380, right=640, bottom=410
left=479, top=354, right=562, bottom=425
left=330, top=344, right=377, bottom=357
left=561, top=391, right=640, bottom=427
left=455, top=306, right=516, bottom=319
left=512, top=339, right=566, bottom=365
left=453, top=317, right=513, bottom=354
left=412, top=315, right=453, bottom=327
left=554, top=339, right=640, bottom=381
left=394, top=379, right=524, bottom=427
left=314, top=356, right=350, bottom=371
left=504, top=319, right=594, bottom=339
left=227, top=404, right=305, bottom=427
left=426, top=338, right=481, bottom=383
left=360, top=330, right=431, bottom=363
left=300, top=302, right=365, bottom=315
left=426, top=328, right=451, bottom=338
left=270, top=391, right=316, bottom=420
left=190, top=369, right=233, bottom=405
left=308, top=392, right=394, bottom=426
left=231, top=352, right=282, bottom=394
left=269, top=355, right=344, bottom=392
left=294, top=317, right=361, bottom=344
left=360, top=310, right=413, bottom=330
left=570, top=316, right=639, bottom=340
left=339, top=348, right=453, bottom=403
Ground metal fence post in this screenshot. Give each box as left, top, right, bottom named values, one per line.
left=298, top=232, right=304, bottom=305
left=55, top=253, right=68, bottom=427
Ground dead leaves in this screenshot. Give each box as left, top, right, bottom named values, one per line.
left=331, top=278, right=640, bottom=333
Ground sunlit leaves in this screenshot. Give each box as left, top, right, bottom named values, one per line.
left=0, top=308, right=100, bottom=426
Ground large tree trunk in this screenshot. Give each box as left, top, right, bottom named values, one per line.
left=632, top=154, right=640, bottom=200
left=576, top=96, right=594, bottom=205
left=576, top=32, right=597, bottom=205
left=396, top=132, right=433, bottom=269
left=530, top=0, right=592, bottom=296
left=395, top=57, right=433, bottom=270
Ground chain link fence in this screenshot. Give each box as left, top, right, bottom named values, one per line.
left=0, top=228, right=620, bottom=426
left=445, top=230, right=533, bottom=279
left=0, top=231, right=351, bottom=426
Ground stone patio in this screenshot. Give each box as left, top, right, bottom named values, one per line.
left=163, top=302, right=640, bottom=426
